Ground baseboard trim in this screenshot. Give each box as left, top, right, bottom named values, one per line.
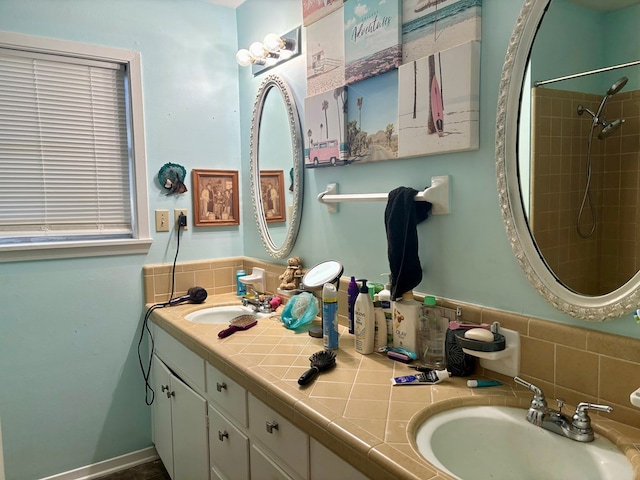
left=39, top=447, right=159, bottom=480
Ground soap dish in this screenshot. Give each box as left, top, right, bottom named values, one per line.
left=453, top=330, right=506, bottom=352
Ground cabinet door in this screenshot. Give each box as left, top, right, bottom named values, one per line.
left=151, top=355, right=174, bottom=478
left=208, top=404, right=249, bottom=480
left=171, top=373, right=209, bottom=480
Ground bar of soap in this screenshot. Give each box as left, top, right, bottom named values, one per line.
left=464, top=328, right=494, bottom=342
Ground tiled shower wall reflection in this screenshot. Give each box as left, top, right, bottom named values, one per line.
left=531, top=87, right=640, bottom=295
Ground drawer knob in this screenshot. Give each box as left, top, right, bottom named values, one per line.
left=166, top=390, right=175, bottom=398
left=216, top=382, right=227, bottom=392
left=266, top=421, right=279, bottom=434
left=218, top=430, right=229, bottom=441
left=161, top=385, right=169, bottom=392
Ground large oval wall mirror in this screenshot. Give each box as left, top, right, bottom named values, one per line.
left=497, top=0, right=640, bottom=320
left=250, top=74, right=304, bottom=259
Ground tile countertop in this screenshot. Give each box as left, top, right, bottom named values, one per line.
left=149, top=295, right=640, bottom=480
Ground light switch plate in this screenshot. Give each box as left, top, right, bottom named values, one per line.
left=155, top=210, right=170, bottom=232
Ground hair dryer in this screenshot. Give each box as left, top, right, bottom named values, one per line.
left=168, top=286, right=208, bottom=306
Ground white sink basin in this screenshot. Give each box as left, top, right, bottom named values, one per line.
left=184, top=305, right=268, bottom=324
left=415, top=405, right=632, bottom=480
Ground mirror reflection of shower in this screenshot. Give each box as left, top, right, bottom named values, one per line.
left=575, top=76, right=628, bottom=238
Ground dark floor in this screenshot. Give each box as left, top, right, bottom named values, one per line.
left=94, top=459, right=171, bottom=480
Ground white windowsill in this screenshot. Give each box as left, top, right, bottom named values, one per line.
left=0, top=238, right=153, bottom=263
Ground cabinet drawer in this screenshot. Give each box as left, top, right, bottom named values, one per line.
left=206, top=362, right=248, bottom=427
left=209, top=404, right=250, bottom=480
left=153, top=324, right=205, bottom=393
left=248, top=393, right=309, bottom=480
left=309, top=438, right=369, bottom=480
left=250, top=443, right=295, bottom=480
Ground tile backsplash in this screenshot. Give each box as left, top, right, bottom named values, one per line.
left=143, top=257, right=640, bottom=429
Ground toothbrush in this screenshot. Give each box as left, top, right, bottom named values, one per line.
left=448, top=321, right=491, bottom=330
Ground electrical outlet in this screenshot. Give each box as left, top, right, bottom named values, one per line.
left=174, top=209, right=188, bottom=230
left=155, top=210, right=170, bottom=232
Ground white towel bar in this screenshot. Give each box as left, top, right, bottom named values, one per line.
left=317, top=175, right=450, bottom=215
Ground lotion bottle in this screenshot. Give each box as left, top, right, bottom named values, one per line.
left=373, top=294, right=387, bottom=351
left=393, top=291, right=421, bottom=355
left=378, top=275, right=393, bottom=346
left=354, top=279, right=374, bottom=354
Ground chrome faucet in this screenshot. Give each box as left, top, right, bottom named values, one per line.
left=242, top=289, right=273, bottom=313
left=514, top=376, right=612, bottom=442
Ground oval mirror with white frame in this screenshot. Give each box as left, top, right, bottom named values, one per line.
left=497, top=0, right=640, bottom=321
left=250, top=74, right=304, bottom=259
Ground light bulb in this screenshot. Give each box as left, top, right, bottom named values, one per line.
left=263, top=33, right=283, bottom=52
left=235, top=49, right=253, bottom=66
left=249, top=41, right=267, bottom=59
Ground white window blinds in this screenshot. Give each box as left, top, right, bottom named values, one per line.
left=0, top=47, right=133, bottom=243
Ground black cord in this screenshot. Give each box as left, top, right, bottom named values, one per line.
left=167, top=222, right=184, bottom=303
left=138, top=303, right=164, bottom=405
left=138, top=221, right=184, bottom=405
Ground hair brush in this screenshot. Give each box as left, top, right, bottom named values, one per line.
left=218, top=314, right=258, bottom=338
left=298, top=350, right=336, bottom=386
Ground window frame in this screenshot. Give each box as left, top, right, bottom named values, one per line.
left=0, top=30, right=151, bottom=263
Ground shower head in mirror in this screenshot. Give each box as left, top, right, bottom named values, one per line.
left=607, top=76, right=628, bottom=96
left=598, top=118, right=625, bottom=140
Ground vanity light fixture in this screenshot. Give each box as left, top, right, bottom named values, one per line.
left=236, top=26, right=301, bottom=76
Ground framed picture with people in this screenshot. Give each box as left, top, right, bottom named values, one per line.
left=259, top=170, right=286, bottom=223
left=192, top=169, right=239, bottom=226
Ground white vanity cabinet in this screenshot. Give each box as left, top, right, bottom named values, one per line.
left=151, top=326, right=209, bottom=480
left=151, top=323, right=370, bottom=480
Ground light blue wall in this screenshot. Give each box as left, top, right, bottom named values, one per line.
left=0, top=1, right=240, bottom=478
left=237, top=0, right=638, bottom=338
left=1, top=0, right=638, bottom=479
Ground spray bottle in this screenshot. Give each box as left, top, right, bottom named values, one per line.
left=322, top=283, right=339, bottom=350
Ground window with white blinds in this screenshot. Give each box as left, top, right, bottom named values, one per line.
left=0, top=31, right=150, bottom=261
left=0, top=48, right=133, bottom=241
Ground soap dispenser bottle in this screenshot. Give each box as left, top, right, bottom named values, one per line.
left=354, top=279, right=374, bottom=354
left=393, top=291, right=421, bottom=355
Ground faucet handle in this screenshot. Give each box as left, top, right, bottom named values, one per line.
left=514, top=376, right=545, bottom=401
left=572, top=402, right=613, bottom=429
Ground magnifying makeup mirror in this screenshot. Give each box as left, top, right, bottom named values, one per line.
left=302, top=260, right=344, bottom=291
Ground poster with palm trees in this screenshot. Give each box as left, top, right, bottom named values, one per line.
left=304, top=87, right=348, bottom=168
left=397, top=40, right=480, bottom=157
left=346, top=69, right=398, bottom=164
left=344, top=0, right=402, bottom=85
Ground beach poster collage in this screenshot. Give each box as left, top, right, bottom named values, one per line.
left=302, top=0, right=482, bottom=168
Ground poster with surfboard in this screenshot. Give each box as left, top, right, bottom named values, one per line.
left=397, top=40, right=480, bottom=157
